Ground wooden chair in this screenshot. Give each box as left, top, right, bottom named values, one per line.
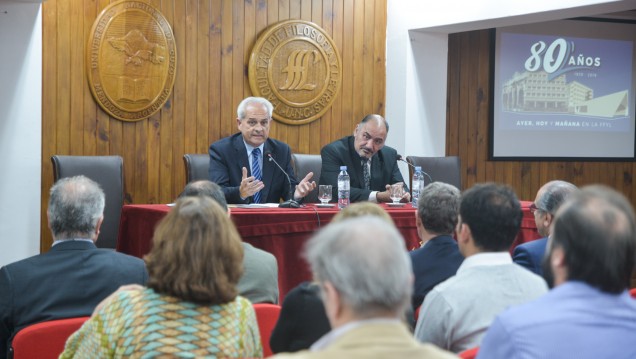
left=11, top=316, right=89, bottom=359
left=253, top=303, right=281, bottom=357
left=405, top=156, right=462, bottom=191
left=291, top=153, right=322, bottom=203
left=51, top=155, right=124, bottom=249
left=183, top=153, right=210, bottom=183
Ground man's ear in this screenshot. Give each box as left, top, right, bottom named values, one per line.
left=93, top=216, right=104, bottom=242
left=544, top=212, right=554, bottom=228
left=236, top=117, right=242, bottom=130
left=322, top=281, right=341, bottom=325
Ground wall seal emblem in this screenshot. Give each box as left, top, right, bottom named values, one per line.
left=249, top=20, right=342, bottom=125
left=87, top=0, right=176, bottom=122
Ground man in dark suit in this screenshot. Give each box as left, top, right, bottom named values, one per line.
left=513, top=180, right=578, bottom=276
left=319, top=114, right=410, bottom=203
left=409, top=182, right=464, bottom=311
left=209, top=97, right=316, bottom=204
left=0, top=176, right=147, bottom=359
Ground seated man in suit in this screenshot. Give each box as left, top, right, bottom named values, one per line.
left=410, top=182, right=464, bottom=312
left=513, top=180, right=578, bottom=276
left=414, top=183, right=547, bottom=353
left=209, top=97, right=316, bottom=204
left=180, top=180, right=279, bottom=304
left=479, top=185, right=636, bottom=358
left=272, top=217, right=455, bottom=359
left=319, top=114, right=410, bottom=203
left=0, top=176, right=148, bottom=359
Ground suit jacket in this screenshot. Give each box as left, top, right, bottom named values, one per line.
left=270, top=282, right=331, bottom=354
left=237, top=243, right=279, bottom=304
left=512, top=237, right=548, bottom=276
left=209, top=133, right=299, bottom=204
left=409, top=235, right=464, bottom=311
left=271, top=321, right=457, bottom=359
left=0, top=241, right=147, bottom=359
left=319, top=136, right=407, bottom=202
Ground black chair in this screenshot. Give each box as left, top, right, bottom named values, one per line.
left=291, top=153, right=322, bottom=203
left=405, top=156, right=462, bottom=191
left=183, top=154, right=210, bottom=183
left=51, top=155, right=124, bottom=249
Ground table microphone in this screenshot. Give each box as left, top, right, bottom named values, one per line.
left=397, top=155, right=433, bottom=183
left=265, top=151, right=301, bottom=208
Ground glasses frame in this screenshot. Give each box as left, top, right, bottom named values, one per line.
left=529, top=203, right=545, bottom=214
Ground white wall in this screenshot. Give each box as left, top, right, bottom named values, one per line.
left=386, top=0, right=636, bottom=181
left=0, top=1, right=42, bottom=266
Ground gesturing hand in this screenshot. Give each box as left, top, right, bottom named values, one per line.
left=294, top=172, right=317, bottom=199
left=240, top=167, right=264, bottom=199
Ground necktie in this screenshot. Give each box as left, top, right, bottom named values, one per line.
left=362, top=158, right=370, bottom=190
left=252, top=148, right=262, bottom=203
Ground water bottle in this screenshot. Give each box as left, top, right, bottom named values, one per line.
left=412, top=166, right=425, bottom=208
left=337, top=166, right=350, bottom=209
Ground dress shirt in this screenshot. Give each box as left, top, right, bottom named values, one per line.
left=414, top=251, right=548, bottom=353
left=478, top=281, right=636, bottom=359
left=52, top=238, right=94, bottom=246
left=243, top=142, right=264, bottom=173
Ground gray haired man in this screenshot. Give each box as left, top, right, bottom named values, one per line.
left=272, top=217, right=455, bottom=359
left=0, top=176, right=147, bottom=358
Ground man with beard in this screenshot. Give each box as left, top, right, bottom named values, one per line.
left=319, top=114, right=410, bottom=203
left=478, top=185, right=636, bottom=359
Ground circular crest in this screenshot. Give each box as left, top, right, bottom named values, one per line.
left=249, top=20, right=342, bottom=125
left=87, top=0, right=177, bottom=121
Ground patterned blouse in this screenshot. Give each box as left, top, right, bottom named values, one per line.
left=60, top=287, right=262, bottom=358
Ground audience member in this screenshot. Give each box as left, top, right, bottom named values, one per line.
left=414, top=183, right=547, bottom=353
left=272, top=216, right=455, bottom=358
left=319, top=114, right=410, bottom=203
left=513, top=180, right=578, bottom=275
left=181, top=180, right=279, bottom=304
left=0, top=176, right=147, bottom=359
left=270, top=202, right=395, bottom=354
left=478, top=185, right=636, bottom=359
left=60, top=197, right=262, bottom=358
left=410, top=182, right=464, bottom=311
left=209, top=97, right=315, bottom=204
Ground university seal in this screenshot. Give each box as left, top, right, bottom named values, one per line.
left=248, top=20, right=342, bottom=125
left=87, top=0, right=176, bottom=121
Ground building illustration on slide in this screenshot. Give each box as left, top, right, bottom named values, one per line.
left=501, top=71, right=629, bottom=119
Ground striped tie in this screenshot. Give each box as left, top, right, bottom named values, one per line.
left=362, top=158, right=370, bottom=190
left=252, top=148, right=262, bottom=203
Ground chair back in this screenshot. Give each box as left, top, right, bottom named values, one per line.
left=405, top=156, right=462, bottom=191
left=183, top=154, right=210, bottom=183
left=291, top=153, right=322, bottom=203
left=458, top=346, right=479, bottom=359
left=11, top=316, right=90, bottom=359
left=253, top=303, right=281, bottom=357
left=630, top=288, right=636, bottom=298
left=51, top=155, right=124, bottom=249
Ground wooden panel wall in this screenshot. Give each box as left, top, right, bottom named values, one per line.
left=41, top=0, right=386, bottom=251
left=446, top=30, right=636, bottom=208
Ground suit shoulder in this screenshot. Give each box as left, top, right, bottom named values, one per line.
left=210, top=133, right=240, bottom=149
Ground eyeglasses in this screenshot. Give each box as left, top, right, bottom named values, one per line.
left=529, top=203, right=544, bottom=214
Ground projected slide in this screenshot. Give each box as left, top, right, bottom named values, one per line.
left=492, top=20, right=636, bottom=159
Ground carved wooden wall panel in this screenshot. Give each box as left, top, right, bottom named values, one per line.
left=446, top=30, right=635, bottom=208
left=41, top=0, right=387, bottom=250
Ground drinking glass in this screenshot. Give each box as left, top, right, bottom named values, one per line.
left=318, top=185, right=332, bottom=205
left=390, top=183, right=404, bottom=204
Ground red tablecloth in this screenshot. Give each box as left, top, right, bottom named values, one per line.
left=117, top=201, right=539, bottom=299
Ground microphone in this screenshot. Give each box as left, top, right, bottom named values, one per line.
left=265, top=151, right=301, bottom=208
left=397, top=155, right=433, bottom=183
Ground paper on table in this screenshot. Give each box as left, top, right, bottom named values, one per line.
left=231, top=203, right=280, bottom=208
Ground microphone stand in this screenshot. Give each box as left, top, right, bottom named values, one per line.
left=397, top=155, right=433, bottom=184
left=266, top=152, right=301, bottom=208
